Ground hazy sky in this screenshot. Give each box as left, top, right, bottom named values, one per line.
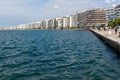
left=0, top=0, right=120, bottom=27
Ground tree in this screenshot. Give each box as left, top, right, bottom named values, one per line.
left=108, top=21, right=115, bottom=28
left=101, top=24, right=105, bottom=27
left=114, top=18, right=120, bottom=26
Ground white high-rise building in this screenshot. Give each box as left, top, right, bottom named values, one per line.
left=115, top=5, right=120, bottom=18
left=69, top=13, right=77, bottom=28
left=41, top=20, right=46, bottom=29
left=45, top=20, right=49, bottom=29
left=105, top=7, right=115, bottom=21
left=70, top=15, right=73, bottom=28
left=48, top=18, right=56, bottom=29
left=32, top=22, right=41, bottom=29
left=105, top=5, right=120, bottom=21
left=63, top=17, right=70, bottom=28
left=56, top=18, right=62, bottom=29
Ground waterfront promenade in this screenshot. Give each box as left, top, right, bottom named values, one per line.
left=90, top=28, right=120, bottom=54
left=91, top=29, right=120, bottom=43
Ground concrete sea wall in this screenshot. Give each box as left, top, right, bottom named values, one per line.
left=90, top=30, right=120, bottom=54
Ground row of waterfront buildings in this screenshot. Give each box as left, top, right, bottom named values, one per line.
left=1, top=5, right=120, bottom=30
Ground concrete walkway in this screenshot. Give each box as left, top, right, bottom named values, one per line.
left=90, top=29, right=120, bottom=44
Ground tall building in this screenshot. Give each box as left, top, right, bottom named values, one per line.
left=105, top=5, right=120, bottom=21
left=69, top=15, right=74, bottom=28
left=63, top=17, right=70, bottom=29
left=77, top=11, right=88, bottom=27
left=45, top=20, right=49, bottom=29
left=86, top=8, right=107, bottom=27
left=33, top=22, right=41, bottom=29
left=105, top=7, right=115, bottom=21
left=56, top=18, right=62, bottom=29
left=115, top=5, right=120, bottom=18
left=69, top=13, right=78, bottom=28
left=48, top=18, right=56, bottom=29
left=41, top=20, right=46, bottom=29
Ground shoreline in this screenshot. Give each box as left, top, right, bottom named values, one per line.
left=0, top=28, right=86, bottom=31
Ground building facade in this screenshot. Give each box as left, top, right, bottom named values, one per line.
left=105, top=7, right=115, bottom=21
left=115, top=5, right=120, bottom=18
left=63, top=17, right=70, bottom=29
left=77, top=11, right=88, bottom=27
left=86, top=8, right=107, bottom=27
left=56, top=18, right=62, bottom=29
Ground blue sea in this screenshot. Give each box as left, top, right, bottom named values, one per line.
left=0, top=30, right=120, bottom=80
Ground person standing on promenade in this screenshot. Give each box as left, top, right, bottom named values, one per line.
left=104, top=27, right=106, bottom=31
left=100, top=27, right=103, bottom=31
left=114, top=26, right=119, bottom=35
left=98, top=26, right=100, bottom=31
left=108, top=27, right=112, bottom=35
left=105, top=26, right=108, bottom=31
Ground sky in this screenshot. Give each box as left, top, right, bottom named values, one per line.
left=0, top=0, right=120, bottom=27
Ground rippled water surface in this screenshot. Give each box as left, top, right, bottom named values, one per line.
left=0, top=30, right=120, bottom=80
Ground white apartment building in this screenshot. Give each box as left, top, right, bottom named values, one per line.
left=69, top=13, right=78, bottom=28
left=45, top=20, right=49, bottom=29
left=69, top=15, right=74, bottom=28
left=105, top=5, right=120, bottom=21
left=41, top=20, right=46, bottom=29
left=115, top=5, right=120, bottom=18
left=63, top=17, right=70, bottom=28
left=56, top=18, right=62, bottom=29
left=48, top=18, right=59, bottom=29
left=105, top=7, right=115, bottom=21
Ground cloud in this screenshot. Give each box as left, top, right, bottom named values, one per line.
left=105, top=0, right=110, bottom=3
left=105, top=0, right=116, bottom=3
left=53, top=5, right=60, bottom=9
left=112, top=4, right=117, bottom=7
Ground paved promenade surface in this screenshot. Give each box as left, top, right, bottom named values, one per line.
left=91, top=29, right=120, bottom=44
